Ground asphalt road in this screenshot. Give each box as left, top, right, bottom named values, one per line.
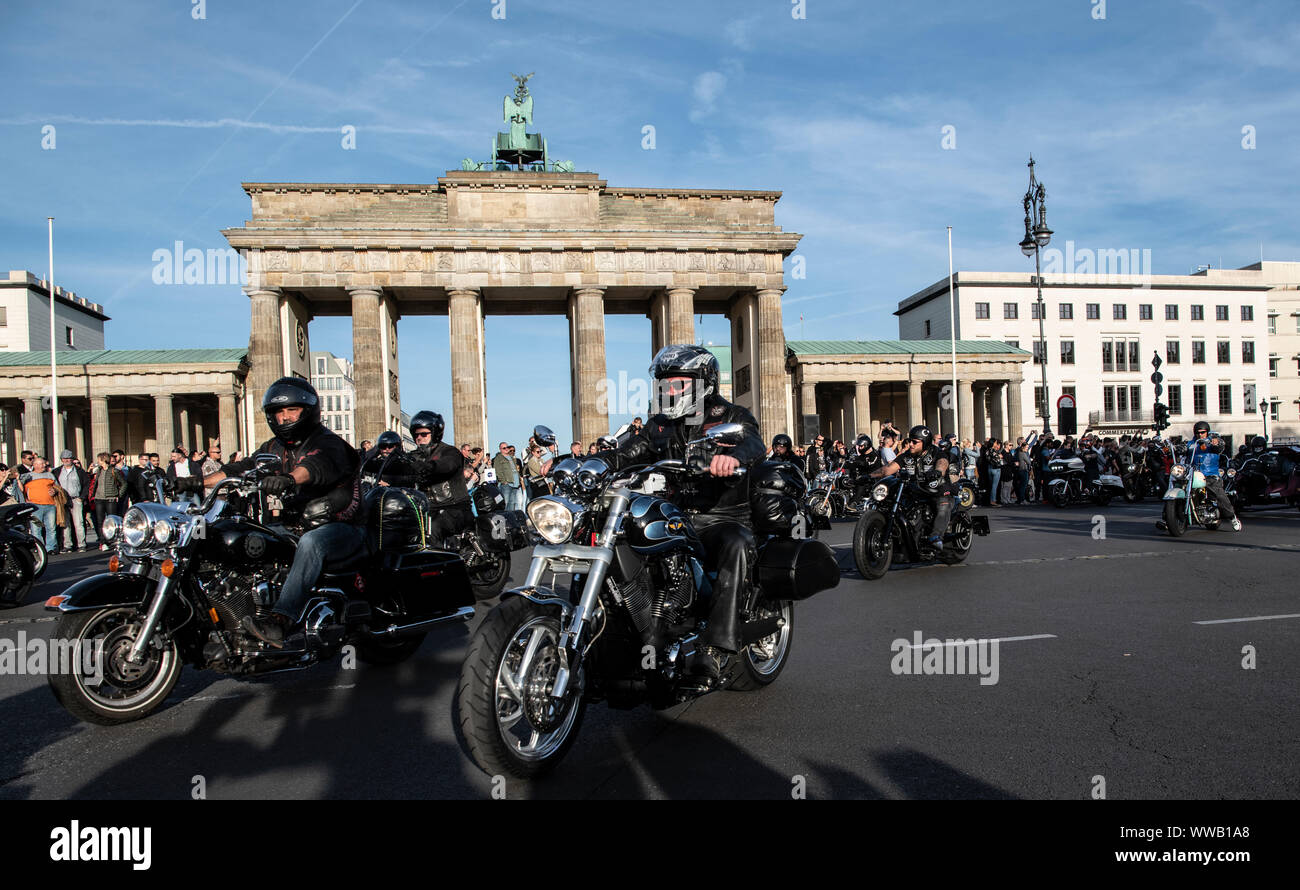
left=2, top=499, right=1298, bottom=800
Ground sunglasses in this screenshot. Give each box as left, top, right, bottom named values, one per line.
left=415, top=431, right=432, bottom=438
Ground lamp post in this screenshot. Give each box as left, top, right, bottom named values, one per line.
left=1019, top=156, right=1053, bottom=436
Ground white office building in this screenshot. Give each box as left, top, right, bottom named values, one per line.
left=896, top=262, right=1300, bottom=446
left=311, top=351, right=357, bottom=446
left=0, top=270, right=107, bottom=352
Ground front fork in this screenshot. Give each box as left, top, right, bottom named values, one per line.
left=127, top=573, right=175, bottom=664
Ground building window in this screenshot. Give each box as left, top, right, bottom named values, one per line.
left=1059, top=303, right=1073, bottom=319
left=1168, top=385, right=1182, bottom=415
left=1130, top=386, right=1142, bottom=413
left=1060, top=340, right=1075, bottom=364
left=1216, top=305, right=1229, bottom=321
left=975, top=302, right=990, bottom=319
left=1031, top=302, right=1043, bottom=320
left=1193, top=384, right=1207, bottom=415
left=1034, top=385, right=1048, bottom=415
left=1191, top=305, right=1204, bottom=321
left=1062, top=385, right=1076, bottom=397
left=1218, top=384, right=1232, bottom=414
left=924, top=319, right=931, bottom=337
left=1139, top=304, right=1153, bottom=320
left=1113, top=304, right=1127, bottom=320
left=1103, top=386, right=1115, bottom=413
left=1192, top=340, right=1205, bottom=364
left=65, top=326, right=74, bottom=347
left=1166, top=340, right=1180, bottom=364
left=1268, top=315, right=1276, bottom=334
left=1004, top=339, right=1019, bottom=349
left=1004, top=302, right=1018, bottom=319
left=316, top=357, right=325, bottom=374
left=1029, top=340, right=1044, bottom=364
left=1101, top=341, right=1114, bottom=372
left=1086, top=303, right=1100, bottom=320
left=1129, top=340, right=1140, bottom=369
left=1242, top=341, right=1255, bottom=364
left=1102, top=338, right=1139, bottom=371
left=0, top=307, right=6, bottom=326
left=1166, top=304, right=1179, bottom=321
left=1241, top=305, right=1254, bottom=321
left=1217, top=341, right=1231, bottom=364
left=1269, top=357, right=1279, bottom=378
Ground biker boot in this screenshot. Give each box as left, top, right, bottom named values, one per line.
left=241, top=613, right=291, bottom=648
left=687, top=644, right=725, bottom=686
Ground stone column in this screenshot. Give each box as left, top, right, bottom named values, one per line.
left=958, top=380, right=975, bottom=443
left=1007, top=380, right=1024, bottom=442
left=447, top=287, right=487, bottom=448
left=799, top=381, right=817, bottom=442
left=649, top=286, right=696, bottom=354
left=568, top=286, right=608, bottom=446
left=194, top=415, right=207, bottom=453
left=907, top=382, right=924, bottom=430
left=349, top=285, right=386, bottom=443
left=973, top=385, right=987, bottom=442
left=90, top=396, right=110, bottom=460
left=245, top=286, right=284, bottom=440
left=989, top=382, right=1005, bottom=441
left=3, top=406, right=21, bottom=465
left=854, top=381, right=872, bottom=438
left=218, top=393, right=239, bottom=456
left=22, top=397, right=45, bottom=458
left=754, top=288, right=788, bottom=443
left=154, top=394, right=174, bottom=452
left=73, top=413, right=87, bottom=465
left=177, top=406, right=191, bottom=453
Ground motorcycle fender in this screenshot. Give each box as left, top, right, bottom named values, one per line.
left=46, top=571, right=154, bottom=612
left=1047, top=479, right=1067, bottom=490
left=1164, top=489, right=1186, bottom=500
left=970, top=515, right=991, bottom=536
left=501, top=586, right=574, bottom=623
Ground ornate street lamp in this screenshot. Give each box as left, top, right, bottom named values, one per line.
left=1021, top=156, right=1053, bottom=435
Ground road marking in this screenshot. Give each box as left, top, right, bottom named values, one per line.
left=1193, top=613, right=1300, bottom=626
left=0, top=617, right=56, bottom=625
left=993, top=527, right=1032, bottom=533
left=904, top=634, right=1056, bottom=648
left=184, top=683, right=358, bottom=704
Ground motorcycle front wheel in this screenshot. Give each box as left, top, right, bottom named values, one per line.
left=729, top=600, right=794, bottom=691
left=1162, top=499, right=1188, bottom=537
left=48, top=606, right=182, bottom=725
left=852, top=511, right=894, bottom=580
left=455, top=596, right=586, bottom=779
left=1049, top=486, right=1068, bottom=508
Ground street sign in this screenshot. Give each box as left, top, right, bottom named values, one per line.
left=1056, top=393, right=1077, bottom=435
left=1151, top=352, right=1162, bottom=370
left=1150, top=372, right=1163, bottom=384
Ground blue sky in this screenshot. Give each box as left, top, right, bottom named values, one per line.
left=2, top=0, right=1297, bottom=448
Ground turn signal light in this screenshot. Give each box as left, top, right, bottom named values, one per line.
left=209, top=607, right=220, bottom=625
left=159, top=559, right=176, bottom=578
left=45, top=595, right=68, bottom=609
left=108, top=555, right=120, bottom=572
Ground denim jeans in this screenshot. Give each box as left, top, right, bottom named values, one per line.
left=501, top=481, right=525, bottom=512
left=30, top=505, right=57, bottom=550
left=988, top=468, right=1002, bottom=504
left=273, top=523, right=372, bottom=622
left=61, top=498, right=86, bottom=550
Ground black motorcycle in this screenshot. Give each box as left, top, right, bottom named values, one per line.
left=454, top=423, right=840, bottom=778
left=1, top=513, right=39, bottom=609
left=1044, top=456, right=1125, bottom=508
left=852, top=473, right=989, bottom=580
left=45, top=455, right=475, bottom=725
left=0, top=502, right=48, bottom=582
left=448, top=483, right=530, bottom=599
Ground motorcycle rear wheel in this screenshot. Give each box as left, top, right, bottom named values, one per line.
left=455, top=596, right=586, bottom=779
left=852, top=511, right=893, bottom=580
left=729, top=600, right=794, bottom=691
left=938, top=513, right=974, bottom=565
left=465, top=549, right=511, bottom=601
left=0, top=545, right=35, bottom=608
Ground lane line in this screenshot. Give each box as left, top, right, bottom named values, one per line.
left=1193, top=613, right=1300, bottom=626
left=904, top=634, right=1057, bottom=648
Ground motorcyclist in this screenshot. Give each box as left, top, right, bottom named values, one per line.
left=199, top=377, right=363, bottom=646
left=1188, top=420, right=1241, bottom=531
left=1146, top=435, right=1170, bottom=493
left=602, top=344, right=765, bottom=684
left=406, top=410, right=474, bottom=542
left=869, top=424, right=953, bottom=550
left=768, top=433, right=801, bottom=465
left=844, top=433, right=882, bottom=503
left=361, top=430, right=422, bottom=488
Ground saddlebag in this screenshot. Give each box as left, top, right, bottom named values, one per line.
left=475, top=509, right=530, bottom=552
left=382, top=549, right=475, bottom=615
left=365, top=487, right=430, bottom=553
left=472, top=483, right=506, bottom=515
left=749, top=460, right=808, bottom=537
left=757, top=537, right=840, bottom=601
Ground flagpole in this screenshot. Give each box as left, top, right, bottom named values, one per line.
left=948, top=226, right=958, bottom=439
left=48, top=217, right=61, bottom=459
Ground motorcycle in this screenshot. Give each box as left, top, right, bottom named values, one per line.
left=852, top=472, right=990, bottom=580
left=1227, top=447, right=1300, bottom=511
left=806, top=467, right=855, bottom=520
left=1045, top=456, right=1125, bottom=508
left=449, top=482, right=530, bottom=599
left=1159, top=459, right=1224, bottom=537
left=0, top=501, right=48, bottom=582
left=44, top=455, right=475, bottom=725
left=1, top=519, right=38, bottom=608
left=454, top=423, right=840, bottom=778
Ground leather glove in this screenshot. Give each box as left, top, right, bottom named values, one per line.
left=262, top=474, right=296, bottom=495
left=173, top=476, right=203, bottom=495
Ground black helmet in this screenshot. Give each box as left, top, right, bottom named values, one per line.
left=855, top=433, right=874, bottom=454
left=772, top=434, right=792, bottom=451
left=409, top=410, right=444, bottom=444
left=1251, top=435, right=1266, bottom=450
left=649, top=344, right=719, bottom=420
left=596, top=435, right=618, bottom=450
left=1193, top=420, right=1211, bottom=436
left=375, top=430, right=402, bottom=450
left=262, top=377, right=321, bottom=447
left=907, top=424, right=931, bottom=443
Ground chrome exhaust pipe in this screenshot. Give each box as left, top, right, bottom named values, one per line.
left=365, top=606, right=475, bottom=639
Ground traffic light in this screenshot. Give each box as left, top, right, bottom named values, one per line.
left=1153, top=402, right=1170, bottom=431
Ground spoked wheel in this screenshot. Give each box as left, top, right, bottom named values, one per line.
left=27, top=538, right=48, bottom=579
left=938, top=513, right=974, bottom=565
left=0, top=545, right=35, bottom=609
left=464, top=548, right=511, bottom=601
left=1162, top=499, right=1188, bottom=537
left=730, top=600, right=794, bottom=690
left=455, top=596, right=586, bottom=779
left=48, top=606, right=182, bottom=725
left=807, top=494, right=832, bottom=522
left=852, top=511, right=894, bottom=580
left=1049, top=486, right=1068, bottom=508
left=1123, top=478, right=1141, bottom=503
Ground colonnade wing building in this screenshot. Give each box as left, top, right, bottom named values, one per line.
left=222, top=169, right=803, bottom=447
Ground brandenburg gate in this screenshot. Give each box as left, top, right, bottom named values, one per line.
left=222, top=78, right=801, bottom=446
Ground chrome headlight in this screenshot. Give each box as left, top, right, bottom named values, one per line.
left=526, top=497, right=577, bottom=544
left=872, top=483, right=889, bottom=502
left=121, top=507, right=152, bottom=548
left=100, top=514, right=122, bottom=543
left=1171, top=465, right=1187, bottom=478
left=152, top=519, right=175, bottom=546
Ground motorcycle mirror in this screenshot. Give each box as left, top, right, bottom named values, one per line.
left=703, top=422, right=746, bottom=447
left=533, top=425, right=557, bottom=447
left=254, top=453, right=280, bottom=468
